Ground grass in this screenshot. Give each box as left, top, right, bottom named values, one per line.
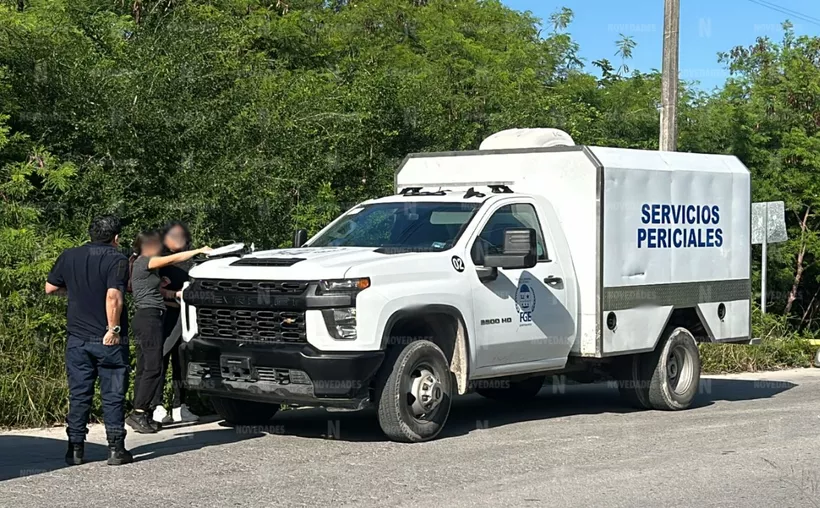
left=0, top=330, right=212, bottom=430
left=701, top=306, right=819, bottom=374
left=700, top=338, right=817, bottom=374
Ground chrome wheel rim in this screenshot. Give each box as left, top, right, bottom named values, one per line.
left=667, top=344, right=694, bottom=395
left=407, top=364, right=443, bottom=419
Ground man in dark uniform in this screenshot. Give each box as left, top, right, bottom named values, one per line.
left=45, top=215, right=133, bottom=466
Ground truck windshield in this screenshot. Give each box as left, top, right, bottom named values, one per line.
left=308, top=202, right=480, bottom=251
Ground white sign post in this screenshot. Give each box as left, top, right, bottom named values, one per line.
left=751, top=201, right=788, bottom=313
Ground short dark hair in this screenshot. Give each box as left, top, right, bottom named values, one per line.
left=133, top=230, right=162, bottom=256
left=89, top=215, right=122, bottom=243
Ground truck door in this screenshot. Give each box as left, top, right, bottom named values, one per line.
left=468, top=200, right=573, bottom=369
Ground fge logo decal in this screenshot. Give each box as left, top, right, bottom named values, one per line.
left=515, top=280, right=536, bottom=324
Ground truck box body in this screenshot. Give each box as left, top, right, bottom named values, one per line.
left=395, top=145, right=751, bottom=357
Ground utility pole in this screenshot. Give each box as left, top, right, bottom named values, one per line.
left=659, top=0, right=680, bottom=151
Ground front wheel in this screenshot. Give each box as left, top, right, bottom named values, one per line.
left=211, top=396, right=279, bottom=425
left=375, top=340, right=454, bottom=443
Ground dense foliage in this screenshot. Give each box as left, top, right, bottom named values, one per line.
left=1, top=1, right=818, bottom=427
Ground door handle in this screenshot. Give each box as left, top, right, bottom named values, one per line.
left=544, top=276, right=563, bottom=288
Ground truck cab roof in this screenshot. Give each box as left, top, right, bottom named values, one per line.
left=361, top=186, right=526, bottom=206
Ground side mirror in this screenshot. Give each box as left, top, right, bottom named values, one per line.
left=293, top=229, right=308, bottom=248
left=483, top=228, right=537, bottom=269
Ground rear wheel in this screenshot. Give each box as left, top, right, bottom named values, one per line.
left=646, top=327, right=701, bottom=410
left=615, top=327, right=701, bottom=410
left=476, top=376, right=545, bottom=402
left=615, top=353, right=651, bottom=409
left=375, top=340, right=454, bottom=443
left=211, top=396, right=279, bottom=425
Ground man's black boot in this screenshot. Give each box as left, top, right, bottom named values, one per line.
left=65, top=442, right=84, bottom=466
left=107, top=440, right=133, bottom=466
left=126, top=411, right=157, bottom=434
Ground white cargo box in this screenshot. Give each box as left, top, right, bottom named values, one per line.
left=395, top=145, right=751, bottom=357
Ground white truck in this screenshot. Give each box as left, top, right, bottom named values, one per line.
left=179, top=129, right=751, bottom=442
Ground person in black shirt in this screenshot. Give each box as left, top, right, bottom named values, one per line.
left=46, top=215, right=133, bottom=466
left=152, top=221, right=201, bottom=425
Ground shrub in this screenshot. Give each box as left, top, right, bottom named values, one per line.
left=700, top=306, right=817, bottom=374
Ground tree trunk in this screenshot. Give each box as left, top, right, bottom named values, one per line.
left=784, top=206, right=810, bottom=315
left=133, top=0, right=142, bottom=24
left=798, top=284, right=820, bottom=331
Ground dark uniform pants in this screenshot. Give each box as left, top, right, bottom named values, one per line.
left=65, top=335, right=129, bottom=443
left=133, top=307, right=165, bottom=412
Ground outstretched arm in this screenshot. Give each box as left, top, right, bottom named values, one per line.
left=147, top=247, right=211, bottom=270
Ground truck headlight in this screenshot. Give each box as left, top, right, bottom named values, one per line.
left=318, top=278, right=370, bottom=293
left=322, top=307, right=357, bottom=340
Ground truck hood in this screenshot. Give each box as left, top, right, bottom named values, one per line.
left=189, top=246, right=395, bottom=280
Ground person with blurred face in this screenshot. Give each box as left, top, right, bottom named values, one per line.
left=151, top=221, right=201, bottom=425
left=46, top=215, right=132, bottom=466
left=126, top=230, right=210, bottom=433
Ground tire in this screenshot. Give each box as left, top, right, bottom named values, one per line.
left=476, top=376, right=545, bottom=402
left=375, top=340, right=454, bottom=443
left=645, top=327, right=701, bottom=410
left=211, top=396, right=279, bottom=425
left=615, top=353, right=651, bottom=409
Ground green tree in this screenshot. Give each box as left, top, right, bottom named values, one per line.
left=717, top=23, right=820, bottom=326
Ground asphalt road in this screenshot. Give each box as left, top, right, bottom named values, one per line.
left=2, top=369, right=819, bottom=508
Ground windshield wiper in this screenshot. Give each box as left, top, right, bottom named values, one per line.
left=374, top=246, right=442, bottom=255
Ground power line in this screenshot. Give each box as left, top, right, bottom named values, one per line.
left=752, top=0, right=820, bottom=24
left=745, top=0, right=820, bottom=28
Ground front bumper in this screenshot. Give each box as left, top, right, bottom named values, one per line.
left=181, top=338, right=384, bottom=409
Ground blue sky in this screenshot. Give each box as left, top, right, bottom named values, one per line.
left=501, top=0, right=820, bottom=90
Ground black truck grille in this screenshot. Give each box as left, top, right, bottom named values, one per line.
left=197, top=308, right=307, bottom=343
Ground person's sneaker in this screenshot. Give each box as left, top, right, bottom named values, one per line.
left=172, top=404, right=200, bottom=423
left=153, top=405, right=171, bottom=425
left=126, top=411, right=157, bottom=434
left=107, top=440, right=133, bottom=466
left=65, top=442, right=84, bottom=466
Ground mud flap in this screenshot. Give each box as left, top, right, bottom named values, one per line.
left=450, top=319, right=468, bottom=395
